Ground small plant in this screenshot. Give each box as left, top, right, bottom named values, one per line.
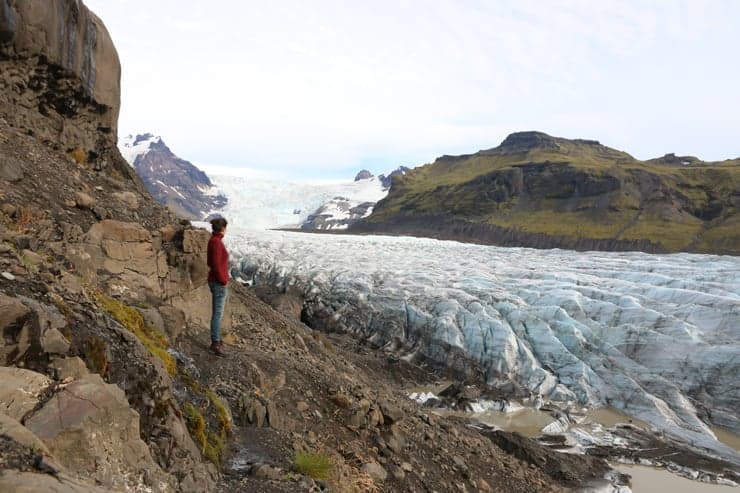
left=69, top=148, right=87, bottom=166
left=17, top=251, right=37, bottom=274
left=86, top=336, right=109, bottom=377
left=183, top=399, right=229, bottom=467
left=206, top=389, right=232, bottom=433
left=14, top=206, right=44, bottom=233
left=183, top=402, right=207, bottom=448
left=50, top=293, right=74, bottom=340
left=293, top=450, right=334, bottom=481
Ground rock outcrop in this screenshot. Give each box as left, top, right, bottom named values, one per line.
left=0, top=2, right=218, bottom=490
left=24, top=373, right=174, bottom=491
left=300, top=198, right=375, bottom=230
left=0, top=0, right=121, bottom=165
left=378, top=165, right=410, bottom=189
left=354, top=169, right=374, bottom=181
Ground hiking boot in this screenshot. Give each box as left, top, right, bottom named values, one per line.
left=210, top=341, right=225, bottom=357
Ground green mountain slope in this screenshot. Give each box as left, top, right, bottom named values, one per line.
left=354, top=132, right=740, bottom=254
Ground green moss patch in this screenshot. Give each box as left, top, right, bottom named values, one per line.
left=617, top=214, right=703, bottom=251
left=95, top=293, right=176, bottom=376
left=183, top=402, right=225, bottom=466
left=180, top=372, right=232, bottom=467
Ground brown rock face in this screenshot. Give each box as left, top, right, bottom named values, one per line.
left=0, top=0, right=120, bottom=159
left=0, top=366, right=51, bottom=420
left=24, top=373, right=175, bottom=492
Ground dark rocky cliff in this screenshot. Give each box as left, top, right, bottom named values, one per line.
left=0, top=0, right=123, bottom=168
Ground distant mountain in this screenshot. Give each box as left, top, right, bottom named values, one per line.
left=119, top=134, right=226, bottom=220
left=298, top=175, right=386, bottom=230
left=299, top=167, right=410, bottom=230
left=353, top=131, right=740, bottom=254
left=378, top=166, right=410, bottom=188
left=354, top=169, right=374, bottom=181
left=300, top=196, right=377, bottom=230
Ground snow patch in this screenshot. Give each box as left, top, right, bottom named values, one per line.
left=119, top=133, right=161, bottom=165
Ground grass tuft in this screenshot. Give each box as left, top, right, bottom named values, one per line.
left=13, top=206, right=44, bottom=233
left=86, top=335, right=109, bottom=377
left=293, top=450, right=334, bottom=480
left=69, top=148, right=87, bottom=166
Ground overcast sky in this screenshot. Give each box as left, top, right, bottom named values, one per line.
left=86, top=0, right=740, bottom=178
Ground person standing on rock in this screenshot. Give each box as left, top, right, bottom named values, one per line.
left=207, top=217, right=229, bottom=356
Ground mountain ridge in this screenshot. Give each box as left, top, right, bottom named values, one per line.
left=119, top=133, right=227, bottom=220
left=353, top=131, right=740, bottom=255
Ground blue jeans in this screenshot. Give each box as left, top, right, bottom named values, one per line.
left=209, top=282, right=227, bottom=343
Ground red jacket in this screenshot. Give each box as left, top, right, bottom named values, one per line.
left=207, top=232, right=229, bottom=285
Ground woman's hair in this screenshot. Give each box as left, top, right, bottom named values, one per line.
left=210, top=217, right=228, bottom=233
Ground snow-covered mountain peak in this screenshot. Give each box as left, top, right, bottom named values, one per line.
left=119, top=133, right=162, bottom=165
left=117, top=133, right=226, bottom=219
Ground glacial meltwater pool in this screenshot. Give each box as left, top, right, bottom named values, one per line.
left=614, top=464, right=738, bottom=493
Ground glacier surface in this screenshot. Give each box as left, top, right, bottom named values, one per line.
left=227, top=229, right=740, bottom=462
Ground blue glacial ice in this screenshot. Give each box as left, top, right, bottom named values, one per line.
left=227, top=229, right=740, bottom=462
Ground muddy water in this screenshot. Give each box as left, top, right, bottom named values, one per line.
left=469, top=406, right=651, bottom=438
left=583, top=408, right=650, bottom=429
left=471, top=408, right=555, bottom=437
left=416, top=390, right=740, bottom=490
left=615, top=464, right=738, bottom=493
left=585, top=408, right=740, bottom=453
left=713, top=427, right=740, bottom=452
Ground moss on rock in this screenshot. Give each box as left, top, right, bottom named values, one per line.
left=180, top=372, right=232, bottom=468
left=95, top=293, right=176, bottom=376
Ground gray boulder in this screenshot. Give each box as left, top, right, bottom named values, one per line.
left=0, top=367, right=51, bottom=420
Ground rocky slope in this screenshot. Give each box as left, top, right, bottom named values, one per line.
left=0, top=2, right=618, bottom=492
left=119, top=133, right=227, bottom=220
left=354, top=132, right=740, bottom=255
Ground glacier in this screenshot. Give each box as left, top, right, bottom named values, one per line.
left=209, top=174, right=387, bottom=230
left=227, top=229, right=740, bottom=463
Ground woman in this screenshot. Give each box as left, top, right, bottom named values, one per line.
left=207, top=217, right=229, bottom=356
